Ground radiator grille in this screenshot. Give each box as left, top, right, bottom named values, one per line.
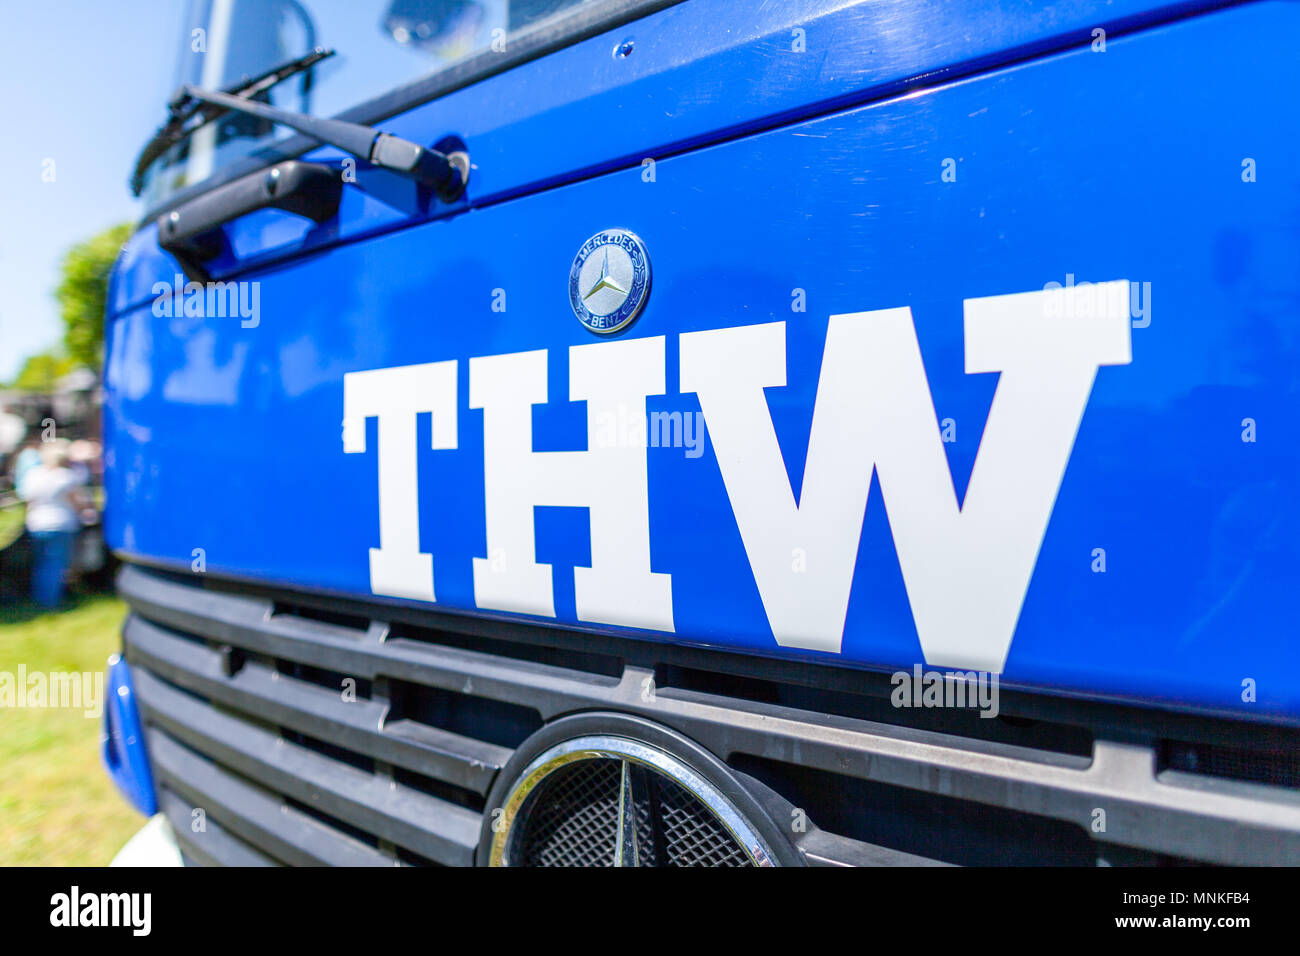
left=510, top=756, right=753, bottom=867
left=656, top=775, right=752, bottom=867
left=116, top=563, right=1300, bottom=866
left=517, top=760, right=622, bottom=867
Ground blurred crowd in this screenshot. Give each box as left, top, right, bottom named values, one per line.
left=0, top=400, right=107, bottom=609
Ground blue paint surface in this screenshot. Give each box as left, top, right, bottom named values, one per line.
left=101, top=655, right=158, bottom=816
left=104, top=1, right=1300, bottom=723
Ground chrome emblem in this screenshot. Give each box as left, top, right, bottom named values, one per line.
left=568, top=229, right=651, bottom=334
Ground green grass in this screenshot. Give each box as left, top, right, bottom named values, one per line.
left=0, top=594, right=143, bottom=865
left=0, top=502, right=24, bottom=549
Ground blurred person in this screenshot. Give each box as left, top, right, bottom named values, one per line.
left=17, top=440, right=89, bottom=607
left=13, top=439, right=43, bottom=488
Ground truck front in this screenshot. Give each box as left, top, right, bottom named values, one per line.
left=101, top=0, right=1300, bottom=866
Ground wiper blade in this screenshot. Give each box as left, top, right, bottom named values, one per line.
left=130, top=47, right=336, bottom=196
left=175, top=85, right=468, bottom=199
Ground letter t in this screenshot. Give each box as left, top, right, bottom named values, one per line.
left=343, top=361, right=457, bottom=601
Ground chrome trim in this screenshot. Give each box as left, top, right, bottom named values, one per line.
left=490, top=734, right=775, bottom=867
left=614, top=759, right=639, bottom=866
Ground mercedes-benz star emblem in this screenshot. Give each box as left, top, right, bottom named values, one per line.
left=568, top=229, right=651, bottom=334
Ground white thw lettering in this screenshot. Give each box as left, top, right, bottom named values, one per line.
left=469, top=336, right=674, bottom=632
left=679, top=282, right=1132, bottom=672
left=342, top=360, right=457, bottom=601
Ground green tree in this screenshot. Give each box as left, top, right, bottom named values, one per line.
left=10, top=351, right=76, bottom=392
left=55, top=222, right=132, bottom=369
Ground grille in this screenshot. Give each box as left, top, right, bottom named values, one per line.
left=116, top=563, right=1300, bottom=866
left=517, top=760, right=621, bottom=867
left=656, top=773, right=751, bottom=866
left=513, top=757, right=752, bottom=867
left=1163, top=740, right=1300, bottom=789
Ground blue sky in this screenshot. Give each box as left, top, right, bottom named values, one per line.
left=0, top=2, right=183, bottom=381
left=0, top=2, right=451, bottom=383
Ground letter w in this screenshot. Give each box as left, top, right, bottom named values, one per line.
left=679, top=283, right=1132, bottom=673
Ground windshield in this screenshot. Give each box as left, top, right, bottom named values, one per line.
left=139, top=0, right=591, bottom=207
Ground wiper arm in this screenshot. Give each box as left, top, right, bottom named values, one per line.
left=131, top=47, right=336, bottom=197
left=176, top=85, right=468, bottom=199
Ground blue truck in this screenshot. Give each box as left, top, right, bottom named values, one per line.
left=101, top=0, right=1300, bottom=866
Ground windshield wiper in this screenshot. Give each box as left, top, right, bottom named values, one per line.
left=133, top=45, right=468, bottom=202
left=176, top=84, right=468, bottom=199
left=131, top=47, right=337, bottom=197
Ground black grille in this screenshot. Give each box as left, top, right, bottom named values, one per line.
left=116, top=563, right=1300, bottom=866
left=657, top=775, right=751, bottom=866
left=513, top=757, right=752, bottom=867
left=1163, top=740, right=1300, bottom=789
left=517, top=760, right=622, bottom=867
